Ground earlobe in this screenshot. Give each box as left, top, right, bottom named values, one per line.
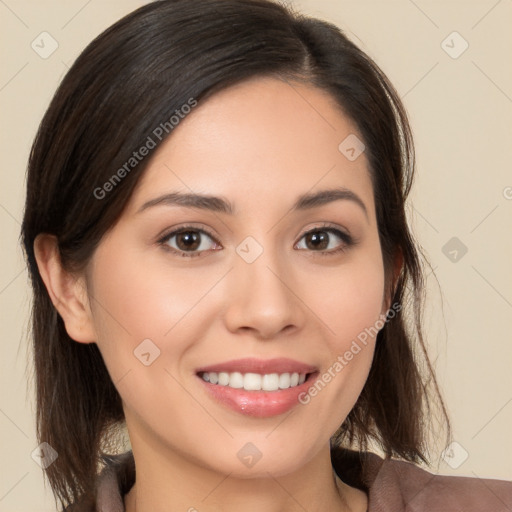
left=33, top=233, right=96, bottom=344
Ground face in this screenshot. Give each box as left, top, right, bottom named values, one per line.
left=84, top=76, right=389, bottom=477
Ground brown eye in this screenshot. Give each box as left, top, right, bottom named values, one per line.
left=175, top=231, right=201, bottom=251
left=295, top=227, right=354, bottom=255
left=303, top=231, right=330, bottom=250
left=159, top=227, right=220, bottom=258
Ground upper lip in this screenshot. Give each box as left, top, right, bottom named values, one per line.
left=196, top=357, right=317, bottom=375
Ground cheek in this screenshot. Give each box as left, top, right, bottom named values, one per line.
left=88, top=244, right=214, bottom=362
left=294, top=249, right=385, bottom=420
left=305, top=249, right=386, bottom=350
left=86, top=242, right=233, bottom=431
left=86, top=247, right=207, bottom=436
left=84, top=257, right=163, bottom=405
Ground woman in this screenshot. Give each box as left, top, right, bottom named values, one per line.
left=20, top=0, right=512, bottom=511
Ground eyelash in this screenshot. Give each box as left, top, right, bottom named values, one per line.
left=157, top=223, right=356, bottom=259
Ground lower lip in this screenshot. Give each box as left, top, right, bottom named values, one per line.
left=197, top=373, right=319, bottom=418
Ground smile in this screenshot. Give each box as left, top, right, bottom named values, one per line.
left=195, top=358, right=319, bottom=417
left=199, top=371, right=308, bottom=391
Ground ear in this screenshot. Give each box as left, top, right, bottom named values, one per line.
left=33, top=233, right=96, bottom=344
left=381, top=247, right=403, bottom=314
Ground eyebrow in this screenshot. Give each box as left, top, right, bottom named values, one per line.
left=136, top=187, right=368, bottom=219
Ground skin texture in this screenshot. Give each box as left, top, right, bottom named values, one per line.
left=34, top=76, right=399, bottom=512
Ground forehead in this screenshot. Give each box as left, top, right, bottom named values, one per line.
left=127, top=76, right=374, bottom=219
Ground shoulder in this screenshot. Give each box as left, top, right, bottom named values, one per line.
left=377, top=456, right=512, bottom=511
left=331, top=446, right=512, bottom=511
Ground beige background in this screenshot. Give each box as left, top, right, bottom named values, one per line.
left=1, top=0, right=511, bottom=510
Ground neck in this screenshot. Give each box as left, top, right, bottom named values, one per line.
left=123, top=440, right=366, bottom=512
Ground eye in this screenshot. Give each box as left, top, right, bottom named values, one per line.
left=295, top=225, right=355, bottom=256
left=158, top=226, right=221, bottom=258
left=157, top=223, right=355, bottom=259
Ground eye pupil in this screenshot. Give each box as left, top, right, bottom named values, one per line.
left=307, top=231, right=328, bottom=250
left=177, top=231, right=200, bottom=250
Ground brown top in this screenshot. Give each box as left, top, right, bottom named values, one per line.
left=68, top=447, right=512, bottom=511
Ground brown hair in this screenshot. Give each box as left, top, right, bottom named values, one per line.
left=20, top=0, right=450, bottom=509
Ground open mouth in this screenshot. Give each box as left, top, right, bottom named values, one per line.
left=197, top=371, right=316, bottom=391
left=195, top=360, right=320, bottom=417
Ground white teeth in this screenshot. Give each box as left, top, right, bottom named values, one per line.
left=262, top=373, right=279, bottom=391
left=229, top=372, right=244, bottom=389
left=218, top=372, right=230, bottom=386
left=278, top=373, right=291, bottom=389
left=201, top=371, right=307, bottom=391
left=243, top=373, right=261, bottom=391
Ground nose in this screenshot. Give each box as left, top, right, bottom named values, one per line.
left=222, top=243, right=304, bottom=340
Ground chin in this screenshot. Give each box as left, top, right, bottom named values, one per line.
left=198, top=435, right=323, bottom=480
